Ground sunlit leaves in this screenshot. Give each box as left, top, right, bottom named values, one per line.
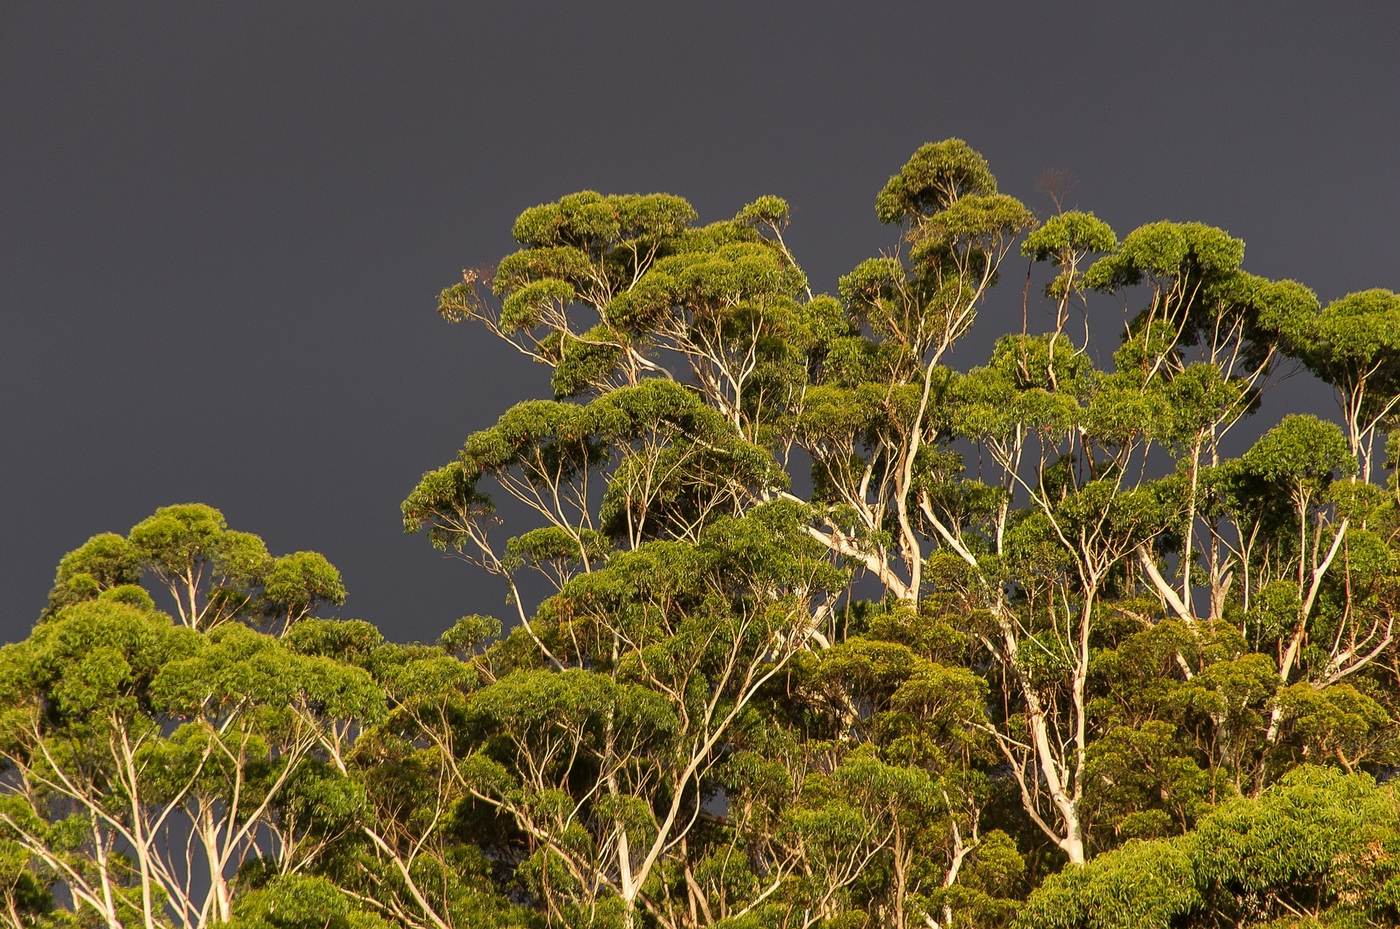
left=1022, top=211, right=1117, bottom=263
left=1086, top=221, right=1244, bottom=291
left=394, top=136, right=1400, bottom=927
left=1242, top=414, right=1354, bottom=499
left=875, top=138, right=999, bottom=225
left=1014, top=835, right=1200, bottom=929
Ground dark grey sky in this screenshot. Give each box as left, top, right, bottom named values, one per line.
left=3, top=2, right=1398, bottom=644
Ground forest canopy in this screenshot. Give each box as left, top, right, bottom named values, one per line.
left=6, top=139, right=1400, bottom=929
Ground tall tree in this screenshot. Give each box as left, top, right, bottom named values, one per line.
left=9, top=138, right=1399, bottom=929
left=408, top=136, right=1400, bottom=927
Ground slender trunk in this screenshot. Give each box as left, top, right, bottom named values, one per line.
left=1181, top=445, right=1201, bottom=618
left=1026, top=695, right=1085, bottom=864
left=1266, top=518, right=1349, bottom=744
left=93, top=829, right=124, bottom=929
left=200, top=806, right=232, bottom=926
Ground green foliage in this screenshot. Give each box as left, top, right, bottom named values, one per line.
left=1300, top=289, right=1400, bottom=383
left=876, top=138, right=999, bottom=225
left=1086, top=221, right=1244, bottom=291
left=10, top=137, right=1400, bottom=929
left=261, top=551, right=347, bottom=632
left=1020, top=767, right=1400, bottom=928
left=40, top=504, right=349, bottom=637
left=43, top=531, right=143, bottom=617
left=226, top=874, right=496, bottom=929
left=1243, top=415, right=1354, bottom=490
left=1022, top=211, right=1117, bottom=263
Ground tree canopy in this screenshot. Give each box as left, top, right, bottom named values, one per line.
left=5, top=139, right=1400, bottom=929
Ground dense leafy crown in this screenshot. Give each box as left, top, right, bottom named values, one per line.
left=6, top=140, right=1400, bottom=929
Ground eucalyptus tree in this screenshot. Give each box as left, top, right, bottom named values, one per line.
left=415, top=145, right=996, bottom=926
left=13, top=137, right=1392, bottom=929
left=0, top=506, right=369, bottom=929
left=407, top=140, right=1042, bottom=926
left=406, top=137, right=1400, bottom=926
left=800, top=140, right=1036, bottom=601
left=270, top=617, right=537, bottom=929
left=42, top=532, right=144, bottom=618
left=1014, top=765, right=1400, bottom=928
left=11, top=505, right=548, bottom=929
left=0, top=598, right=383, bottom=929
left=45, top=504, right=346, bottom=635
left=5, top=133, right=1389, bottom=929
left=1293, top=288, right=1400, bottom=482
